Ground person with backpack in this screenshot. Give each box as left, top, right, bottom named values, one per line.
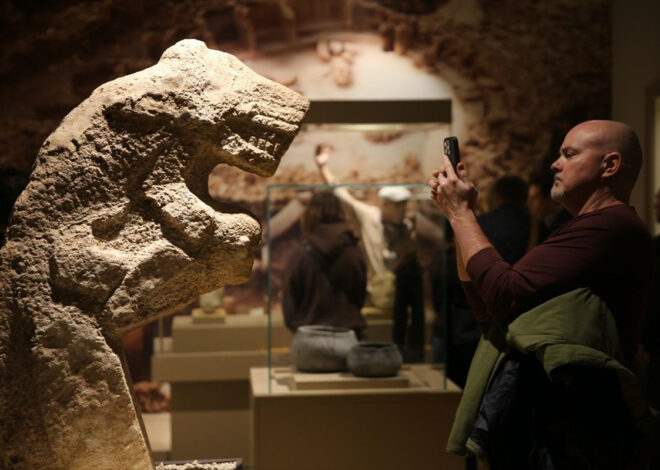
left=282, top=191, right=368, bottom=339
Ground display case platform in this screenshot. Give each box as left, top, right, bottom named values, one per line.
left=280, top=369, right=411, bottom=390
left=250, top=364, right=464, bottom=470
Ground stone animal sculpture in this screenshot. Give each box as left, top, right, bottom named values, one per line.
left=0, top=39, right=308, bottom=469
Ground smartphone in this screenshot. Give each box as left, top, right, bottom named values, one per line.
left=443, top=136, right=461, bottom=171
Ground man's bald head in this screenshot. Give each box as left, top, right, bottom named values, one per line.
left=551, top=120, right=643, bottom=214
left=572, top=120, right=642, bottom=199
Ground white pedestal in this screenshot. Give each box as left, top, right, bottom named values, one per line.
left=152, top=314, right=293, bottom=464
left=250, top=364, right=464, bottom=470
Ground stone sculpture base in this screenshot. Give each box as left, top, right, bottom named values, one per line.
left=156, top=458, right=241, bottom=470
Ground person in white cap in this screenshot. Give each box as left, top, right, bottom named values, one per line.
left=315, top=144, right=426, bottom=361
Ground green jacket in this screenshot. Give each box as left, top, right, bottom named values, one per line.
left=446, top=287, right=650, bottom=458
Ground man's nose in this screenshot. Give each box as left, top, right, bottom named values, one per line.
left=550, top=158, right=561, bottom=172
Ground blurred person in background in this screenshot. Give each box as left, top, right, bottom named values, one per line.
left=315, top=144, right=436, bottom=362
left=480, top=175, right=550, bottom=264
left=282, top=191, right=367, bottom=339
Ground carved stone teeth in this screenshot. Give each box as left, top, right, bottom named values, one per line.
left=230, top=118, right=289, bottom=157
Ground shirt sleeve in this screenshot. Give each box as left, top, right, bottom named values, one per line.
left=466, top=214, right=618, bottom=321
left=334, top=187, right=379, bottom=224
left=460, top=280, right=491, bottom=322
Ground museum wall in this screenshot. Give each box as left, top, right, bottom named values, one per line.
left=1, top=0, right=611, bottom=189
left=612, top=0, right=660, bottom=230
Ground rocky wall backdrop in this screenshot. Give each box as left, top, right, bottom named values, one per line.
left=1, top=0, right=610, bottom=191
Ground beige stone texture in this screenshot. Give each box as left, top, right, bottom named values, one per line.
left=0, top=39, right=308, bottom=469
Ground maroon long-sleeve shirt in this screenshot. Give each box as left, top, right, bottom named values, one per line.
left=462, top=204, right=653, bottom=367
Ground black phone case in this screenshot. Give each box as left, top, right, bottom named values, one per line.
left=443, top=137, right=460, bottom=169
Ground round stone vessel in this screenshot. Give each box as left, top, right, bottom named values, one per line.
left=347, top=341, right=403, bottom=378
left=290, top=325, right=358, bottom=372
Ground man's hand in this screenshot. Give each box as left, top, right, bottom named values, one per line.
left=428, top=154, right=491, bottom=282
left=427, top=154, right=478, bottom=222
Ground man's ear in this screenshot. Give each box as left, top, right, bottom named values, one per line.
left=601, top=152, right=622, bottom=179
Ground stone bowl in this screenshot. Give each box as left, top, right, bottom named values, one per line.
left=290, top=325, right=358, bottom=372
left=347, top=341, right=403, bottom=378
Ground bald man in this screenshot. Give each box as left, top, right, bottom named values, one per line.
left=429, top=120, right=650, bottom=365
left=429, top=121, right=654, bottom=468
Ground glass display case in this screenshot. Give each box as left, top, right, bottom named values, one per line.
left=264, top=182, right=449, bottom=392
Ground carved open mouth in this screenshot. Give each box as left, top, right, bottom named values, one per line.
left=223, top=113, right=300, bottom=175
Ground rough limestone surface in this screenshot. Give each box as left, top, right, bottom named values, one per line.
left=0, top=39, right=308, bottom=469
